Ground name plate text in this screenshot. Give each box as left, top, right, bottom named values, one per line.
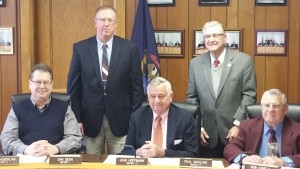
left=49, top=155, right=81, bottom=165
left=180, top=158, right=212, bottom=168
left=116, top=158, right=148, bottom=165
left=0, top=156, right=19, bottom=165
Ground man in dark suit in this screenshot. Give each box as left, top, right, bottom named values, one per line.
left=186, top=21, right=256, bottom=158
left=224, top=89, right=300, bottom=167
left=120, top=77, right=198, bottom=157
left=67, top=5, right=144, bottom=155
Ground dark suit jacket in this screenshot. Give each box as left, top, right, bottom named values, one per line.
left=67, top=35, right=144, bottom=137
left=186, top=49, right=257, bottom=148
left=121, top=104, right=199, bottom=157
left=224, top=117, right=300, bottom=167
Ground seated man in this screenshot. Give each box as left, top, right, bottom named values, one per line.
left=224, top=89, right=300, bottom=167
left=120, top=77, right=198, bottom=157
left=1, top=64, right=82, bottom=156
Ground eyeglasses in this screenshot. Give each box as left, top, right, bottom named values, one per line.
left=204, top=34, right=224, bottom=39
left=30, top=80, right=52, bottom=86
left=95, top=18, right=116, bottom=24
left=149, top=94, right=167, bottom=100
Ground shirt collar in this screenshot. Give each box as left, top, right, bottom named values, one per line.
left=30, top=96, right=51, bottom=110
left=96, top=36, right=113, bottom=49
left=152, top=109, right=169, bottom=121
left=210, top=48, right=226, bottom=66
left=263, top=121, right=283, bottom=136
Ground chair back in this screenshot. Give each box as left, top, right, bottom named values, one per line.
left=246, top=103, right=300, bottom=123
left=11, top=92, right=70, bottom=106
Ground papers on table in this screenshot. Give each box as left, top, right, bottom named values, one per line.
left=104, top=155, right=224, bottom=167
left=17, top=154, right=48, bottom=163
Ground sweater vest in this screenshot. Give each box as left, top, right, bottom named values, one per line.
left=13, top=98, right=68, bottom=145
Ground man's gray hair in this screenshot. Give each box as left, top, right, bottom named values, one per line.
left=147, top=77, right=173, bottom=96
left=261, top=88, right=287, bottom=105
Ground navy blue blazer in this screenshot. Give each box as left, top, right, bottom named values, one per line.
left=67, top=35, right=144, bottom=137
left=121, top=104, right=199, bottom=157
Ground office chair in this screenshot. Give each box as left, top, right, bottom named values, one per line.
left=246, top=103, right=300, bottom=123
left=10, top=92, right=86, bottom=154
left=141, top=101, right=200, bottom=128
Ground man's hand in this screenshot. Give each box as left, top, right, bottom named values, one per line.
left=136, top=141, right=165, bottom=158
left=78, top=123, right=84, bottom=135
left=261, top=156, right=285, bottom=167
left=200, top=130, right=210, bottom=146
left=24, top=140, right=59, bottom=156
left=242, top=155, right=262, bottom=164
left=226, top=125, right=239, bottom=141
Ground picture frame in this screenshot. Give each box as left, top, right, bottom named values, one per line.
left=154, top=29, right=184, bottom=57
left=0, top=27, right=13, bottom=55
left=255, top=29, right=287, bottom=56
left=0, top=0, right=6, bottom=7
left=255, top=0, right=287, bottom=6
left=194, top=28, right=242, bottom=56
left=199, top=0, right=229, bottom=6
left=148, top=0, right=175, bottom=6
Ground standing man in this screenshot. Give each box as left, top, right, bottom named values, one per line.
left=186, top=21, right=256, bottom=158
left=67, top=5, right=144, bottom=155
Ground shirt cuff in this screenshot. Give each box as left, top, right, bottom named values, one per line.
left=281, top=157, right=295, bottom=167
left=233, top=119, right=240, bottom=126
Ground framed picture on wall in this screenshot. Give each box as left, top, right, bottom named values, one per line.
left=194, top=29, right=242, bottom=56
left=154, top=29, right=184, bottom=57
left=0, top=0, right=6, bottom=7
left=199, top=0, right=229, bottom=6
left=255, top=29, right=288, bottom=56
left=255, top=0, right=287, bottom=6
left=148, top=0, right=175, bottom=6
left=0, top=27, right=13, bottom=54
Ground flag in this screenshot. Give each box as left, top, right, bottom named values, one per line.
left=131, top=0, right=160, bottom=94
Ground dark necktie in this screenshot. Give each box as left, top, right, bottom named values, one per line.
left=154, top=116, right=162, bottom=148
left=213, top=59, right=220, bottom=68
left=268, top=128, right=277, bottom=143
left=102, top=44, right=108, bottom=88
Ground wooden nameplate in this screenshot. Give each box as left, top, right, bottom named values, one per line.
left=116, top=157, right=148, bottom=165
left=180, top=158, right=212, bottom=168
left=49, top=155, right=81, bottom=164
left=0, top=156, right=19, bottom=165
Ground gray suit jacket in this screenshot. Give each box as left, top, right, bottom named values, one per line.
left=186, top=49, right=256, bottom=148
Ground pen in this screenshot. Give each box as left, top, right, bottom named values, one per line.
left=44, top=156, right=49, bottom=163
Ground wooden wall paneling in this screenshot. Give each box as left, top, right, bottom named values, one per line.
left=35, top=0, right=51, bottom=66
left=51, top=0, right=99, bottom=92
left=115, top=0, right=126, bottom=38
left=226, top=0, right=238, bottom=28
left=288, top=0, right=300, bottom=103
left=210, top=7, right=227, bottom=25
left=165, top=0, right=188, bottom=101
left=264, top=6, right=289, bottom=95
left=125, top=0, right=137, bottom=39
left=254, top=4, right=266, bottom=102
left=0, top=0, right=18, bottom=132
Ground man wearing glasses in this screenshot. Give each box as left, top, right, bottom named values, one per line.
left=67, top=5, right=144, bottom=155
left=1, top=64, right=82, bottom=156
left=186, top=21, right=257, bottom=158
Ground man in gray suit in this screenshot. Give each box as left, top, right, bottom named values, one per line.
left=186, top=21, right=256, bottom=158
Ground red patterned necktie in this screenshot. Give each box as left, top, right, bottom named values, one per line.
left=268, top=128, right=277, bottom=143
left=154, top=116, right=162, bottom=148
left=213, top=59, right=220, bottom=68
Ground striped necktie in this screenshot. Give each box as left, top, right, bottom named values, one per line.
left=102, top=44, right=108, bottom=88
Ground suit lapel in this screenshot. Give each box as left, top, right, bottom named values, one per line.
left=166, top=106, right=178, bottom=147
left=281, top=118, right=294, bottom=156
left=140, top=107, right=153, bottom=141
left=89, top=37, right=104, bottom=89
left=216, top=50, right=233, bottom=98
left=106, top=36, right=121, bottom=87
left=201, top=54, right=216, bottom=99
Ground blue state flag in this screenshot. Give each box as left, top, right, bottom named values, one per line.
left=131, top=0, right=160, bottom=93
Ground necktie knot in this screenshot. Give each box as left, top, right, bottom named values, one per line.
left=213, top=59, right=220, bottom=68
left=102, top=44, right=108, bottom=50
left=268, top=128, right=277, bottom=143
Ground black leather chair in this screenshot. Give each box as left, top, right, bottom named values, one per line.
left=141, top=101, right=200, bottom=127
left=246, top=103, right=300, bottom=123
left=11, top=92, right=70, bottom=106
left=10, top=92, right=86, bottom=154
